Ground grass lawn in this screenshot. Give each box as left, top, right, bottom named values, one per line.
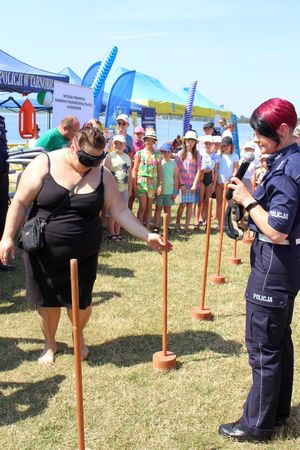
left=1, top=216, right=300, bottom=450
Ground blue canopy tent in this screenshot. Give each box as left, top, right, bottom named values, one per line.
left=104, top=67, right=231, bottom=118
left=177, top=87, right=221, bottom=109
left=0, top=49, right=69, bottom=94
left=0, top=93, right=52, bottom=111
left=0, top=50, right=70, bottom=134
left=177, top=87, right=231, bottom=119
left=59, top=67, right=81, bottom=85
left=0, top=66, right=81, bottom=111
left=104, top=67, right=186, bottom=115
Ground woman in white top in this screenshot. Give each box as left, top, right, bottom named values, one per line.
left=215, top=136, right=239, bottom=228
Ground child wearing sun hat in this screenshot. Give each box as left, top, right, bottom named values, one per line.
left=153, top=142, right=179, bottom=233
left=104, top=134, right=132, bottom=242
left=175, top=130, right=201, bottom=234
left=132, top=128, right=162, bottom=229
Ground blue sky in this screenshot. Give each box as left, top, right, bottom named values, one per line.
left=1, top=0, right=299, bottom=116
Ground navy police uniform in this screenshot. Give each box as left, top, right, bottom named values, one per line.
left=239, top=143, right=300, bottom=439
left=0, top=115, right=8, bottom=240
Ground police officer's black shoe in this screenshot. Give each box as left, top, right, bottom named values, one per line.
left=275, top=416, right=288, bottom=426
left=218, top=422, right=270, bottom=442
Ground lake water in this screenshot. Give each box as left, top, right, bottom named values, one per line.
left=1, top=111, right=254, bottom=148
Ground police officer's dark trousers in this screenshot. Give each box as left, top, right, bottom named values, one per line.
left=239, top=238, right=300, bottom=438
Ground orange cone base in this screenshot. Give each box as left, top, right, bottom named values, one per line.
left=209, top=274, right=226, bottom=285
left=243, top=236, right=254, bottom=244
left=192, top=306, right=212, bottom=321
left=153, top=351, right=177, bottom=371
left=228, top=256, right=242, bottom=265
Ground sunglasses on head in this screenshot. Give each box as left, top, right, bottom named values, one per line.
left=77, top=148, right=106, bottom=167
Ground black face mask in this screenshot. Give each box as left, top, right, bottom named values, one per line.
left=77, top=148, right=106, bottom=167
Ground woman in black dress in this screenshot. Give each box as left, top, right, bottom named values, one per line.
left=0, top=125, right=168, bottom=365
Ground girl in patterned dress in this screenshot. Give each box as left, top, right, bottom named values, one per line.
left=175, top=130, right=201, bottom=234
left=132, top=129, right=162, bottom=229
left=104, top=134, right=132, bottom=242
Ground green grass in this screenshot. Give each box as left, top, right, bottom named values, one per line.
left=1, top=218, right=300, bottom=450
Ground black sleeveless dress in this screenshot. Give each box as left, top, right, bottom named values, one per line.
left=24, top=167, right=104, bottom=309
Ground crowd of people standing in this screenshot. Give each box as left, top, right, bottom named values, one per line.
left=95, top=115, right=278, bottom=238
left=2, top=99, right=300, bottom=444
left=14, top=113, right=300, bottom=243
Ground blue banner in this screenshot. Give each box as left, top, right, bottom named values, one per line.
left=0, top=70, right=68, bottom=93
left=105, top=70, right=136, bottom=131
left=231, top=113, right=240, bottom=156
left=81, top=61, right=101, bottom=87
left=141, top=107, right=156, bottom=131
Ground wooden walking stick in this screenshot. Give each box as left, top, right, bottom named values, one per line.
left=228, top=239, right=242, bottom=265
left=153, top=213, right=176, bottom=371
left=210, top=183, right=227, bottom=285
left=70, top=259, right=85, bottom=450
left=192, top=198, right=213, bottom=320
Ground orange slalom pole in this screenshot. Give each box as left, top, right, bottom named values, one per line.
left=210, top=183, right=227, bottom=285
left=229, top=239, right=242, bottom=265
left=153, top=213, right=176, bottom=371
left=243, top=225, right=254, bottom=245
left=192, top=198, right=213, bottom=320
left=162, top=213, right=168, bottom=356
left=70, top=259, right=85, bottom=450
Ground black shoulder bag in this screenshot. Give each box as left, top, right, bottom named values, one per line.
left=18, top=173, right=89, bottom=253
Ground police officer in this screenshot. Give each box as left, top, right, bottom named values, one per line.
left=219, top=98, right=300, bottom=442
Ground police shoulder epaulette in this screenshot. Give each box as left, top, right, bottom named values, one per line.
left=283, top=154, right=300, bottom=182
left=273, top=158, right=288, bottom=174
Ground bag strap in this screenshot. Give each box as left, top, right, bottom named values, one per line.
left=43, top=151, right=51, bottom=174
left=43, top=169, right=91, bottom=224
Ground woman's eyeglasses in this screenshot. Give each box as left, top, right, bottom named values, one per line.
left=117, top=121, right=127, bottom=126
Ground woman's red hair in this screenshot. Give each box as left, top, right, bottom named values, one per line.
left=254, top=98, right=297, bottom=131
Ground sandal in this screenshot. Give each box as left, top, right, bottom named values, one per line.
left=174, top=224, right=181, bottom=233
left=152, top=227, right=160, bottom=233
left=107, top=235, right=119, bottom=242
left=116, top=234, right=126, bottom=243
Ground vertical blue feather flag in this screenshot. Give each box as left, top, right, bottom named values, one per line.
left=89, top=46, right=118, bottom=118
left=231, top=113, right=240, bottom=156
left=183, top=81, right=197, bottom=135
left=105, top=70, right=136, bottom=130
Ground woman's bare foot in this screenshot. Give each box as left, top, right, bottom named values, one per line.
left=79, top=336, right=90, bottom=361
left=72, top=333, right=90, bottom=361
left=38, top=344, right=57, bottom=366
